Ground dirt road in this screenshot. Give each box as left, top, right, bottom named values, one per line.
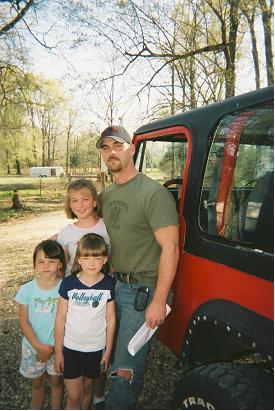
left=0, top=209, right=68, bottom=309
left=0, top=210, right=180, bottom=409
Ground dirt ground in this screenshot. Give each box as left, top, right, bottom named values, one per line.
left=0, top=210, right=69, bottom=410
left=0, top=210, right=181, bottom=410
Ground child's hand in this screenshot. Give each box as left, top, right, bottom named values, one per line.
left=54, top=352, right=64, bottom=373
left=100, top=351, right=111, bottom=372
left=36, top=344, right=54, bottom=362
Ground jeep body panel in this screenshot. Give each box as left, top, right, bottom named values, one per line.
left=133, top=86, right=274, bottom=366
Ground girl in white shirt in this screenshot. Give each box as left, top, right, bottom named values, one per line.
left=57, top=179, right=110, bottom=276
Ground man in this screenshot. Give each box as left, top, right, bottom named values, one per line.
left=97, top=125, right=179, bottom=409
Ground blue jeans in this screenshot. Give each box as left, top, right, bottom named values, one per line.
left=106, top=280, right=155, bottom=410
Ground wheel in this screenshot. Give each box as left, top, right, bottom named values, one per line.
left=172, top=362, right=273, bottom=410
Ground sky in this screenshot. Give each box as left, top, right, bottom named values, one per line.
left=29, top=45, right=148, bottom=135
left=26, top=3, right=268, bottom=137
left=25, top=6, right=150, bottom=136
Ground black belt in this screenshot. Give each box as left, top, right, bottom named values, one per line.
left=114, top=271, right=138, bottom=285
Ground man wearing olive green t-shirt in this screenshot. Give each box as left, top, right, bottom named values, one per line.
left=97, top=125, right=179, bottom=410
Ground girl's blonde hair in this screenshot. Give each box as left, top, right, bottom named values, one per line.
left=71, top=233, right=110, bottom=275
left=65, top=178, right=100, bottom=219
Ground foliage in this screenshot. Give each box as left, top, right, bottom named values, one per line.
left=60, top=0, right=273, bottom=117
left=0, top=0, right=273, bottom=176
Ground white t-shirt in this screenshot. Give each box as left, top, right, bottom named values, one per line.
left=57, top=218, right=110, bottom=276
left=59, top=274, right=115, bottom=352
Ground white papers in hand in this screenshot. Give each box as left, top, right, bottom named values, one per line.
left=127, top=304, right=171, bottom=356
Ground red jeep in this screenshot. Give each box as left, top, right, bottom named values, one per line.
left=133, top=86, right=273, bottom=409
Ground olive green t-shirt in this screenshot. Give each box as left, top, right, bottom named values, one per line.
left=100, top=173, right=178, bottom=288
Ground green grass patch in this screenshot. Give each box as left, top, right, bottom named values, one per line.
left=0, top=176, right=65, bottom=191
left=0, top=175, right=102, bottom=223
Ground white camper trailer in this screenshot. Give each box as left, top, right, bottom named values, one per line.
left=29, top=166, right=64, bottom=177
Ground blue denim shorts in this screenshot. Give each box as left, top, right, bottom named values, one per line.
left=19, top=342, right=59, bottom=379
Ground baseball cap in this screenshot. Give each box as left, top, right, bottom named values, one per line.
left=96, top=125, right=132, bottom=149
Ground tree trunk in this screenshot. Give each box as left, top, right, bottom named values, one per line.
left=258, top=0, right=274, bottom=85
left=12, top=190, right=22, bottom=209
left=249, top=17, right=261, bottom=89
left=189, top=57, right=197, bottom=108
left=42, top=130, right=46, bottom=167
left=30, top=107, right=38, bottom=166
left=171, top=62, right=175, bottom=115
left=6, top=149, right=11, bottom=174
left=241, top=7, right=260, bottom=89
left=225, top=0, right=240, bottom=97
left=15, top=158, right=21, bottom=175
left=51, top=135, right=57, bottom=166
left=47, top=134, right=51, bottom=166
left=65, top=131, right=70, bottom=175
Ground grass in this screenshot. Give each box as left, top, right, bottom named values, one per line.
left=0, top=175, right=101, bottom=223
left=0, top=175, right=66, bottom=190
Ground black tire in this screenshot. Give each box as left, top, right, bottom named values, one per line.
left=172, top=362, right=273, bottom=410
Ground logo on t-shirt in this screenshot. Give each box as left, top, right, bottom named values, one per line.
left=71, top=291, right=103, bottom=307
left=109, top=200, right=128, bottom=230
left=110, top=206, right=120, bottom=226
left=33, top=297, right=59, bottom=313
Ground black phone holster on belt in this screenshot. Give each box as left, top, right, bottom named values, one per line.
left=134, top=287, right=150, bottom=311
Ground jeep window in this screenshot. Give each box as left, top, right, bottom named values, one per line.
left=135, top=136, right=187, bottom=208
left=199, top=102, right=273, bottom=253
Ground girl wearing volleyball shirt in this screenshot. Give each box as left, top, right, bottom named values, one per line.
left=54, top=233, right=115, bottom=410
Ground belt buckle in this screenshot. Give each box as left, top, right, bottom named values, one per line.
left=126, top=273, right=131, bottom=284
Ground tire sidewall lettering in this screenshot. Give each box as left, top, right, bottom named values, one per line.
left=182, top=396, right=215, bottom=409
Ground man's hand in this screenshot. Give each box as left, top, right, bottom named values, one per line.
left=36, top=344, right=54, bottom=362
left=145, top=300, right=166, bottom=329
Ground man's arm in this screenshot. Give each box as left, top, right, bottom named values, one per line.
left=145, top=224, right=179, bottom=329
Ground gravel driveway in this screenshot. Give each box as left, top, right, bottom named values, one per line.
left=0, top=210, right=181, bottom=409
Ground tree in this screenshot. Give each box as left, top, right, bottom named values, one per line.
left=0, top=67, right=34, bottom=173
left=61, top=0, right=227, bottom=111
left=60, top=0, right=269, bottom=116
left=258, top=0, right=274, bottom=85
left=0, top=0, right=35, bottom=37
left=30, top=78, right=65, bottom=167
left=64, top=108, right=78, bottom=174
left=204, top=0, right=242, bottom=97
left=240, top=1, right=260, bottom=89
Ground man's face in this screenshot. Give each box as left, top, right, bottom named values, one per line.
left=101, top=137, right=134, bottom=172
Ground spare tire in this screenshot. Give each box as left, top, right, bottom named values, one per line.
left=172, top=362, right=273, bottom=410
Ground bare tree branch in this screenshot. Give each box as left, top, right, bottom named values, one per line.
left=0, top=0, right=35, bottom=36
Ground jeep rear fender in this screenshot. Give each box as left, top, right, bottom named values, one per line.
left=177, top=299, right=273, bottom=370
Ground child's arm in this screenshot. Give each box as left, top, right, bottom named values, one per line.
left=101, top=300, right=116, bottom=370
left=54, top=296, right=68, bottom=373
left=19, top=304, right=54, bottom=361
